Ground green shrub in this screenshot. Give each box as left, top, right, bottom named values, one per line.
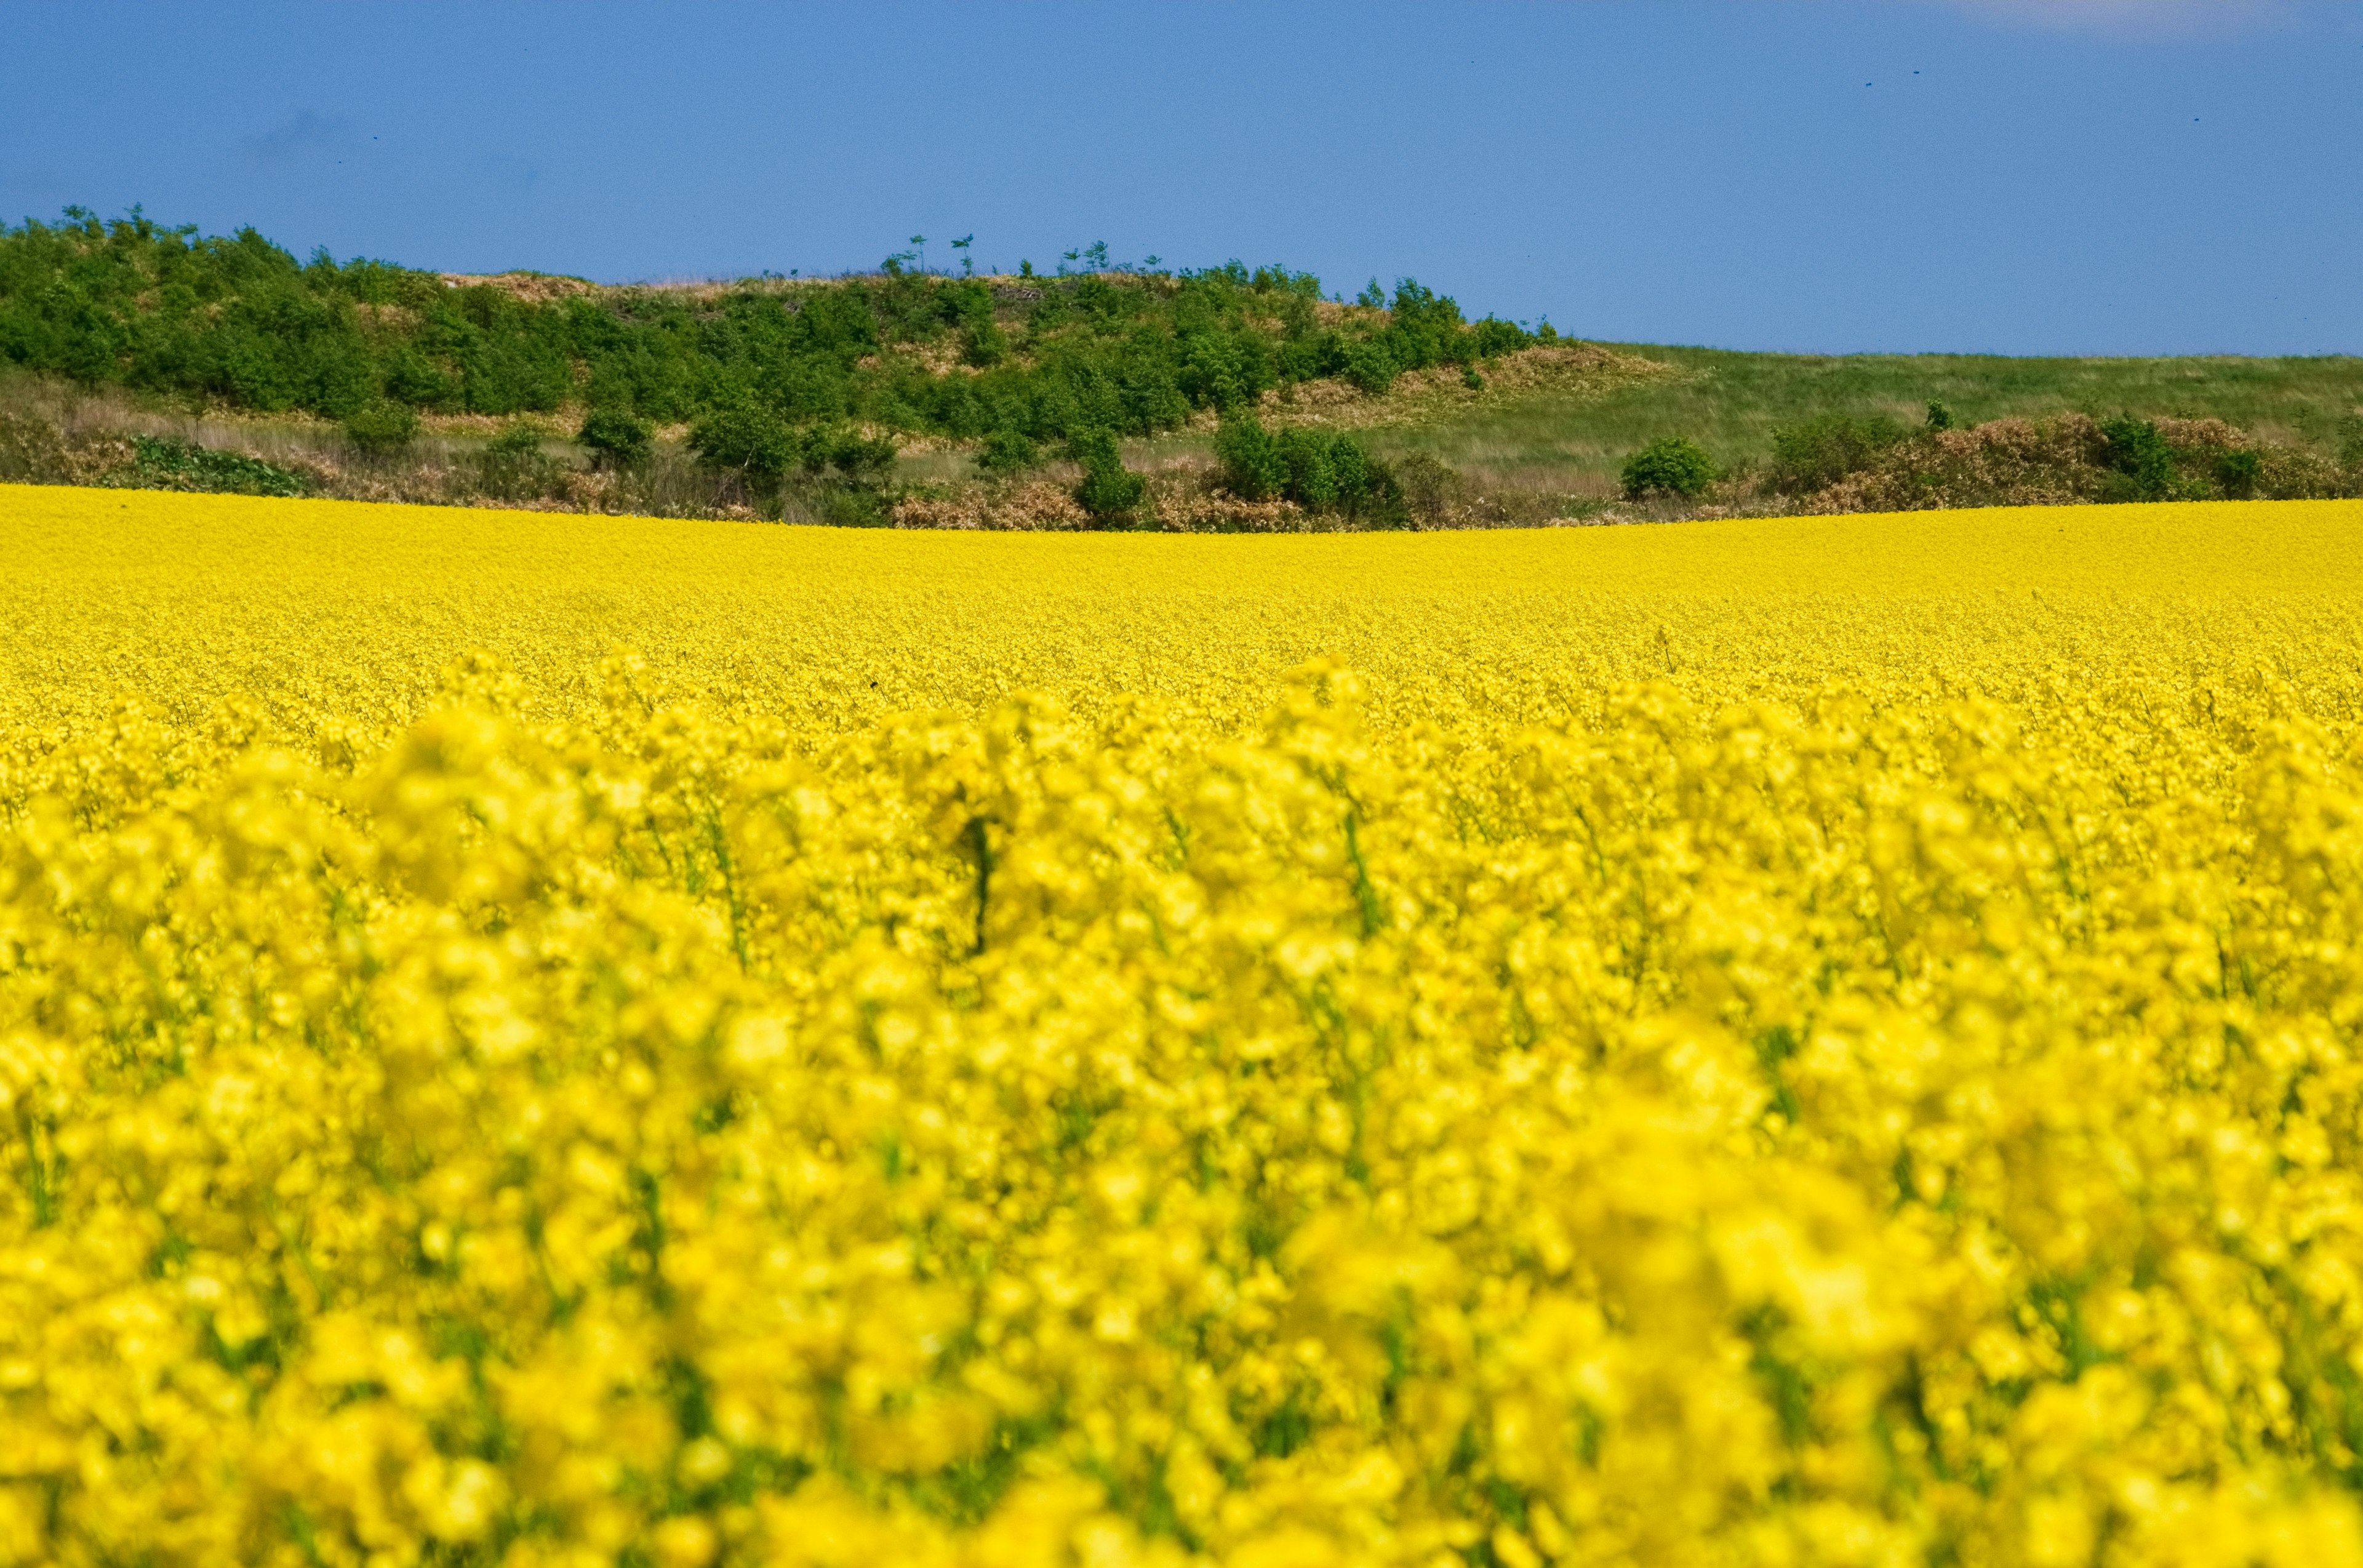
left=1277, top=427, right=1339, bottom=510
left=975, top=430, right=1039, bottom=476
left=687, top=401, right=798, bottom=485
left=478, top=425, right=569, bottom=501
left=343, top=399, right=418, bottom=454
left=1213, top=412, right=1286, bottom=500
left=2098, top=416, right=2178, bottom=501
left=820, top=430, right=897, bottom=483
left=1329, top=439, right=1409, bottom=529
left=578, top=407, right=654, bottom=470
left=1395, top=453, right=1463, bottom=528
left=1621, top=437, right=1717, bottom=501
left=1342, top=339, right=1397, bottom=397
left=817, top=487, right=894, bottom=527
left=1216, top=412, right=1403, bottom=524
left=127, top=436, right=309, bottom=497
left=2215, top=448, right=2263, bottom=500
left=1925, top=401, right=1956, bottom=431
left=1070, top=430, right=1147, bottom=527
left=1767, top=415, right=1908, bottom=494
left=961, top=321, right=1009, bottom=367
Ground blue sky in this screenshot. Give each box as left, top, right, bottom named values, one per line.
left=5, top=1, right=2357, bottom=356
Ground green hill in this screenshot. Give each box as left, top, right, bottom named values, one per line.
left=4, top=209, right=2359, bottom=526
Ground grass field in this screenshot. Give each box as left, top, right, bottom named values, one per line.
left=1351, top=344, right=2363, bottom=505
left=4, top=486, right=2363, bottom=1567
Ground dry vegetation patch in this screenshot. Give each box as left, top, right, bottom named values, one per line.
left=1256, top=342, right=1676, bottom=431
left=434, top=271, right=601, bottom=303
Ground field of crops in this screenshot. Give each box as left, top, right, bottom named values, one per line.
left=3, top=484, right=2361, bottom=1568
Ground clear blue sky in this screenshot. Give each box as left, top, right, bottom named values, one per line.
left=6, top=1, right=2357, bottom=356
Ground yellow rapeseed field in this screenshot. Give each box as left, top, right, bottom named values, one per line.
left=3, top=483, right=2362, bottom=1568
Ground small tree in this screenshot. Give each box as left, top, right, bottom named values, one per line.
left=343, top=399, right=418, bottom=455
left=1767, top=416, right=1906, bottom=495
left=1070, top=430, right=1146, bottom=527
left=2215, top=448, right=2263, bottom=500
left=975, top=429, right=1039, bottom=476
left=478, top=425, right=568, bottom=501
left=1213, top=412, right=1286, bottom=500
left=687, top=401, right=797, bottom=489
left=2098, top=416, right=2177, bottom=501
left=1621, top=437, right=1717, bottom=501
left=578, top=407, right=654, bottom=470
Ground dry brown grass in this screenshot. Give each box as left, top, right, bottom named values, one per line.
left=892, top=481, right=1092, bottom=531
left=1805, top=413, right=2349, bottom=514
left=436, top=272, right=601, bottom=304
left=1243, top=343, right=1676, bottom=434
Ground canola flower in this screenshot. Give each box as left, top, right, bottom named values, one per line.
left=2, top=484, right=2362, bottom=1568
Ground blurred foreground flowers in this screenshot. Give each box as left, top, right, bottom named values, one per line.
left=2, top=489, right=2362, bottom=1567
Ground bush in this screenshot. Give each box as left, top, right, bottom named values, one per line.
left=2215, top=447, right=2263, bottom=500
left=1925, top=401, right=1956, bottom=432
left=1215, top=412, right=1403, bottom=524
left=127, top=436, right=309, bottom=497
left=1326, top=438, right=1409, bottom=529
left=578, top=407, right=654, bottom=470
left=343, top=400, right=418, bottom=455
left=1396, top=453, right=1463, bottom=528
left=961, top=321, right=1009, bottom=368
left=975, top=430, right=1039, bottom=476
left=1767, top=415, right=1909, bottom=495
left=1070, top=430, right=1147, bottom=527
left=1343, top=338, right=1398, bottom=397
left=478, top=425, right=569, bottom=502
left=2098, top=416, right=2180, bottom=502
left=1213, top=412, right=1286, bottom=501
left=1621, top=437, right=1717, bottom=501
left=687, top=402, right=798, bottom=486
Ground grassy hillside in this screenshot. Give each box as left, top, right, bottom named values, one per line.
left=5, top=209, right=2359, bottom=526
left=1362, top=345, right=2363, bottom=500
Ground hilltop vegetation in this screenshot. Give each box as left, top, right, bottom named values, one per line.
left=0, top=209, right=1534, bottom=441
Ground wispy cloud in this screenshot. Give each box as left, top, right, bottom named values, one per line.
left=1932, top=0, right=2292, bottom=37
left=244, top=110, right=346, bottom=166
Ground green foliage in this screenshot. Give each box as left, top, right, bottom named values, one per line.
left=578, top=407, right=654, bottom=470
left=1343, top=338, right=1399, bottom=396
left=687, top=398, right=899, bottom=522
left=343, top=399, right=418, bottom=454
left=1213, top=412, right=1285, bottom=501
left=1394, top=453, right=1463, bottom=528
left=478, top=425, right=570, bottom=502
left=1925, top=401, right=1956, bottom=431
left=0, top=212, right=1543, bottom=504
left=2098, top=415, right=2180, bottom=502
left=1621, top=436, right=1717, bottom=501
left=1214, top=412, right=1404, bottom=525
left=687, top=401, right=798, bottom=484
left=1069, top=430, right=1147, bottom=527
left=974, top=430, right=1039, bottom=476
left=126, top=436, right=308, bottom=497
left=1767, top=415, right=1909, bottom=494
left=2214, top=447, right=2263, bottom=500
